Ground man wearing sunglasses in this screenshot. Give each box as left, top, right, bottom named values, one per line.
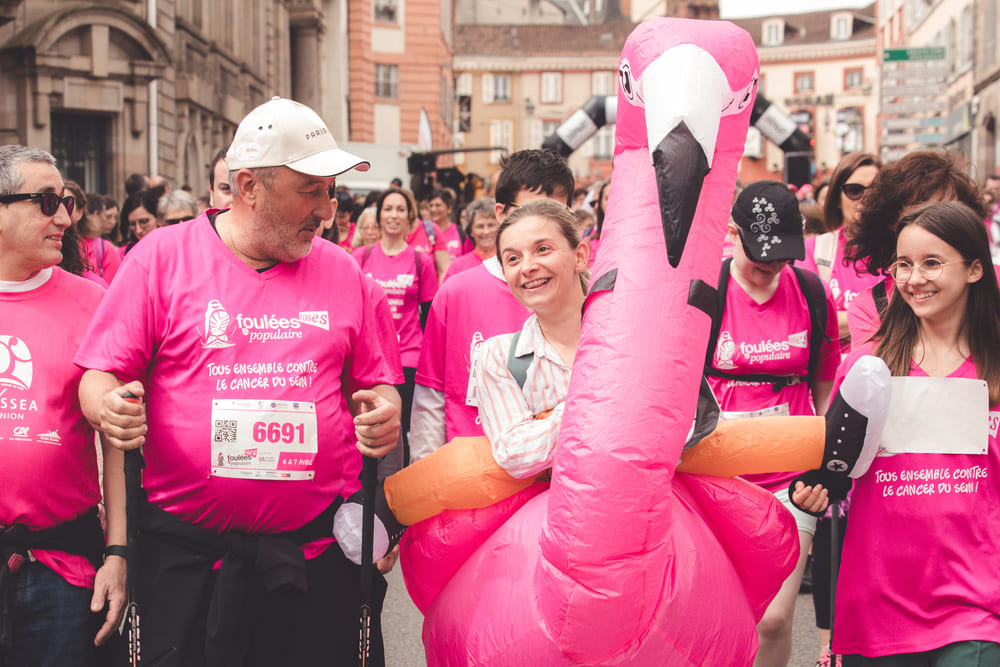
left=0, top=145, right=127, bottom=664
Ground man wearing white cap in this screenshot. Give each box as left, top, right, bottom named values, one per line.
left=76, top=98, right=401, bottom=666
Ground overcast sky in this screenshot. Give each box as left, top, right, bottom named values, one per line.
left=719, top=0, right=873, bottom=19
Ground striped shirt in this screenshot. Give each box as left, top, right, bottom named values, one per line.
left=472, top=314, right=571, bottom=479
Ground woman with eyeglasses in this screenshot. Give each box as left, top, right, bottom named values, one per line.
left=799, top=152, right=881, bottom=351
left=844, top=151, right=988, bottom=351
left=156, top=190, right=199, bottom=228
left=118, top=189, right=160, bottom=257
left=827, top=201, right=1000, bottom=665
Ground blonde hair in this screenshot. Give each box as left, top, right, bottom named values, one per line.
left=496, top=199, right=591, bottom=294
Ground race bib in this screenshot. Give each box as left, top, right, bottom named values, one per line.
left=880, top=377, right=988, bottom=456
left=210, top=399, right=318, bottom=480
left=720, top=403, right=790, bottom=421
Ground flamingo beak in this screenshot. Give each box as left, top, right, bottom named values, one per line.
left=642, top=45, right=732, bottom=268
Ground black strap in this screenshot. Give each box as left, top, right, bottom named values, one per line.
left=705, top=258, right=828, bottom=390
left=506, top=330, right=533, bottom=391
left=872, top=279, right=889, bottom=320
left=791, top=265, right=830, bottom=378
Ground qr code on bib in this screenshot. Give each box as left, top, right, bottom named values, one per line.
left=214, top=419, right=238, bottom=443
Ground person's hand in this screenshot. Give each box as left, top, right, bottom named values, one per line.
left=352, top=389, right=400, bottom=458
left=376, top=545, right=400, bottom=574
left=791, top=480, right=829, bottom=516
left=99, top=381, right=146, bottom=451
left=91, top=555, right=127, bottom=646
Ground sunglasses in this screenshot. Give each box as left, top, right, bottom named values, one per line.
left=0, top=192, right=76, bottom=216
left=164, top=214, right=195, bottom=225
left=841, top=183, right=869, bottom=201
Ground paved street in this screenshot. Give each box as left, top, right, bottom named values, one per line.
left=382, top=565, right=827, bottom=666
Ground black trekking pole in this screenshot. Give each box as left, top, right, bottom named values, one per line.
left=358, top=455, right=377, bottom=667
left=122, top=392, right=145, bottom=666
left=828, top=500, right=841, bottom=664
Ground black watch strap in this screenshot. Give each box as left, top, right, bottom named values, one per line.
left=104, top=545, right=128, bottom=560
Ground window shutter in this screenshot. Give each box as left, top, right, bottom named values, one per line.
left=482, top=74, right=495, bottom=104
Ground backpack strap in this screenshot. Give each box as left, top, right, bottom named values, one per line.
left=705, top=257, right=732, bottom=371
left=421, top=219, right=436, bottom=247
left=791, top=266, right=830, bottom=380
left=506, top=330, right=533, bottom=391
left=872, top=278, right=889, bottom=320
left=362, top=245, right=374, bottom=268
left=812, top=231, right=837, bottom=283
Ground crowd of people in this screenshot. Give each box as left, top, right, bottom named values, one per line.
left=2, top=88, right=1000, bottom=667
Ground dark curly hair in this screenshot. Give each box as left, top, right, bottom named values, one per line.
left=845, top=150, right=985, bottom=275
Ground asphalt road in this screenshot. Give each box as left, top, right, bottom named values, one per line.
left=382, top=565, right=827, bottom=667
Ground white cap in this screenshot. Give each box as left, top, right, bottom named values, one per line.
left=226, top=97, right=370, bottom=177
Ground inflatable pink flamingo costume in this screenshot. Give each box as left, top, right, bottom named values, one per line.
left=401, top=18, right=798, bottom=665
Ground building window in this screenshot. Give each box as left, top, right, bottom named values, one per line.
left=831, top=14, right=852, bottom=40
left=540, top=72, right=562, bottom=104
left=794, top=72, right=815, bottom=94
left=593, top=126, right=614, bottom=160
left=456, top=72, right=472, bottom=96
left=844, top=68, right=863, bottom=90
left=489, top=119, right=513, bottom=164
left=375, top=64, right=399, bottom=99
left=482, top=73, right=511, bottom=103
left=374, top=0, right=398, bottom=23
left=592, top=71, right=614, bottom=96
left=762, top=19, right=784, bottom=46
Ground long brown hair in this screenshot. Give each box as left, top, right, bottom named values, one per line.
left=873, top=201, right=1000, bottom=404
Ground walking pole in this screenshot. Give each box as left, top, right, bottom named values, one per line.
left=358, top=455, right=377, bottom=667
left=828, top=500, right=841, bottom=664
left=122, top=392, right=144, bottom=667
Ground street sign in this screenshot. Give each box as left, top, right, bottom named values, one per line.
left=883, top=47, right=946, bottom=61
left=882, top=117, right=944, bottom=131
left=881, top=132, right=943, bottom=147
left=882, top=100, right=948, bottom=114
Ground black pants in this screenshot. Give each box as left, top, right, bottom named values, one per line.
left=105, top=539, right=387, bottom=667
left=397, top=367, right=417, bottom=466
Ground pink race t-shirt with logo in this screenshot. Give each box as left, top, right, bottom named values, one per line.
left=707, top=265, right=840, bottom=492
left=438, top=223, right=464, bottom=259
left=800, top=229, right=881, bottom=314
left=75, top=214, right=397, bottom=541
left=407, top=220, right=447, bottom=255
left=1, top=268, right=105, bottom=588
left=415, top=259, right=530, bottom=439
left=354, top=245, right=438, bottom=369
left=832, top=346, right=1000, bottom=656
left=442, top=251, right=485, bottom=282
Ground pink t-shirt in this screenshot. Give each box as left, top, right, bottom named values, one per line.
left=354, top=245, right=438, bottom=368
left=707, top=265, right=840, bottom=492
left=414, top=259, right=530, bottom=439
left=442, top=251, right=485, bottom=282
left=75, top=214, right=397, bottom=537
left=407, top=220, right=447, bottom=255
left=1, top=268, right=105, bottom=588
left=438, top=223, right=464, bottom=259
left=799, top=229, right=881, bottom=315
left=81, top=236, right=122, bottom=283
left=833, top=346, right=1000, bottom=656
left=846, top=275, right=894, bottom=351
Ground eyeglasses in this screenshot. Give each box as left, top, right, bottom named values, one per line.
left=889, top=258, right=966, bottom=283
left=0, top=192, right=75, bottom=216
left=128, top=216, right=156, bottom=229
left=841, top=183, right=869, bottom=201
left=164, top=214, right=195, bottom=225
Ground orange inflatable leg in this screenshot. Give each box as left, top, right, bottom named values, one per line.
left=677, top=416, right=824, bottom=477
left=383, top=436, right=536, bottom=526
